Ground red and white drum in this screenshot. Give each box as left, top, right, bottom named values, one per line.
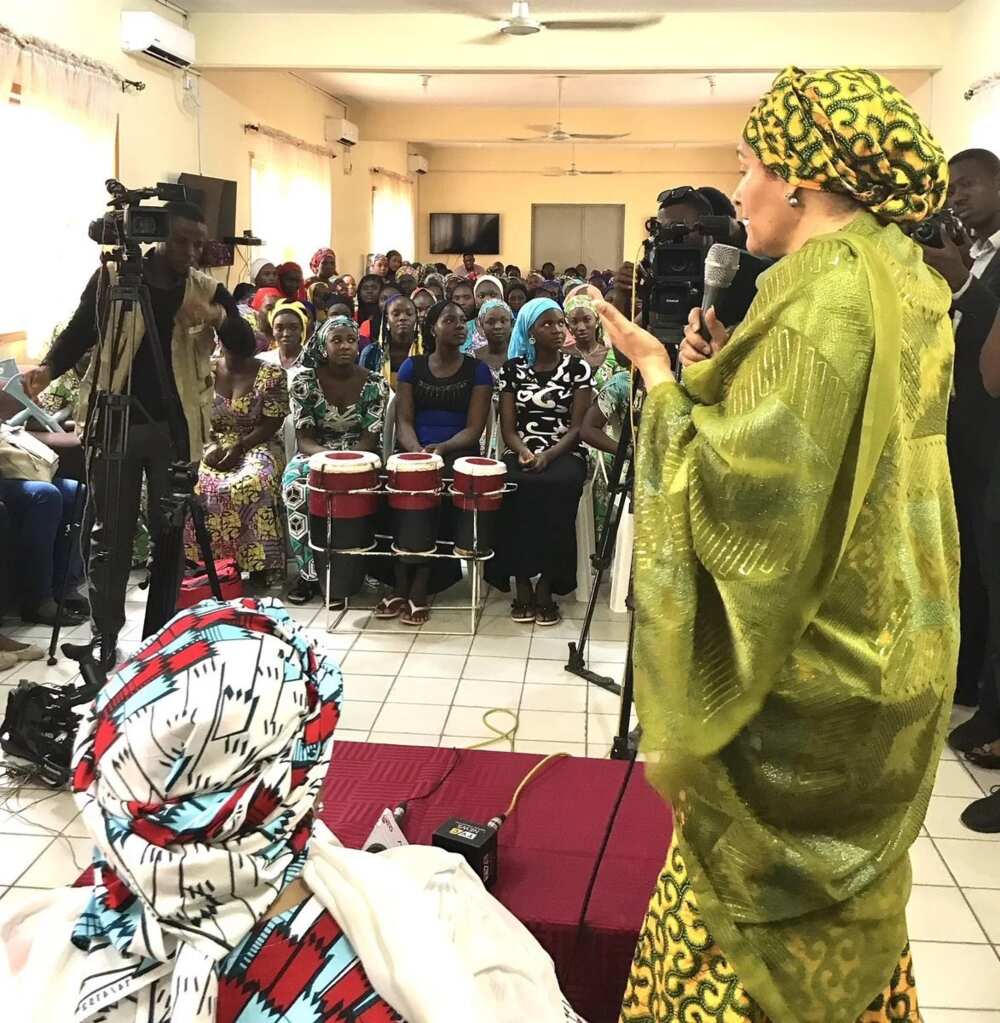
left=307, top=450, right=382, bottom=553
left=451, top=456, right=507, bottom=556
left=387, top=451, right=443, bottom=555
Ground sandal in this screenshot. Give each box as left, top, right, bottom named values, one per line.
left=965, top=745, right=1000, bottom=770
left=400, top=600, right=430, bottom=626
left=510, top=600, right=536, bottom=624
left=535, top=602, right=562, bottom=627
left=287, top=578, right=319, bottom=605
left=375, top=596, right=407, bottom=619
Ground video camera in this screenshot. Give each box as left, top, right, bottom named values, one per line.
left=639, top=188, right=741, bottom=344
left=88, top=178, right=188, bottom=248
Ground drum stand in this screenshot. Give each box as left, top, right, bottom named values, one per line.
left=309, top=480, right=515, bottom=637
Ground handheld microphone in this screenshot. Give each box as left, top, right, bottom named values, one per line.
left=698, top=243, right=742, bottom=342
left=676, top=243, right=741, bottom=383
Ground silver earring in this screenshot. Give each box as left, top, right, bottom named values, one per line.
left=786, top=192, right=800, bottom=207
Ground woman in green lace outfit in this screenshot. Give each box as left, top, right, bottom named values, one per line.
left=282, top=316, right=388, bottom=604
left=601, top=67, right=957, bottom=1023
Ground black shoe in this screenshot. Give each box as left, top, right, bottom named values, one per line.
left=21, top=599, right=85, bottom=628
left=287, top=578, right=319, bottom=605
left=948, top=710, right=1000, bottom=754
left=61, top=589, right=91, bottom=617
left=960, top=787, right=1000, bottom=834
left=61, top=639, right=121, bottom=672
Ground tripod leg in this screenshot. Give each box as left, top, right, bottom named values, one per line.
left=611, top=610, right=638, bottom=761
left=188, top=498, right=223, bottom=600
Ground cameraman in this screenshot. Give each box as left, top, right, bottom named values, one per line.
left=610, top=185, right=715, bottom=318
left=22, top=201, right=240, bottom=666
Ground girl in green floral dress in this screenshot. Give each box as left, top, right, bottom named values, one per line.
left=282, top=316, right=388, bottom=604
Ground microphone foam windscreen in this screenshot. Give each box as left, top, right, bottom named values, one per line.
left=705, top=244, right=741, bottom=289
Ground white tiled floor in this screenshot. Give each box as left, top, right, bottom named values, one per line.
left=0, top=577, right=998, bottom=1016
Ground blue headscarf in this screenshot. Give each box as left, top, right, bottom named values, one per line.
left=508, top=297, right=561, bottom=367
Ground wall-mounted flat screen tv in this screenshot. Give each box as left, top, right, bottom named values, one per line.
left=430, top=213, right=500, bottom=254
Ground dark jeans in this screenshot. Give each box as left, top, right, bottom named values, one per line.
left=88, top=421, right=181, bottom=642
left=0, top=477, right=84, bottom=610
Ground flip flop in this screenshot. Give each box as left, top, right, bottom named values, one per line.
left=510, top=600, right=535, bottom=624
left=374, top=596, right=407, bottom=619
left=400, top=601, right=431, bottom=626
left=535, top=602, right=562, bottom=627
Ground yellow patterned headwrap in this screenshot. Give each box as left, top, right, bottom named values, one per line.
left=743, top=66, right=948, bottom=223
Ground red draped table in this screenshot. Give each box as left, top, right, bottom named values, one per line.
left=320, top=741, right=673, bottom=1023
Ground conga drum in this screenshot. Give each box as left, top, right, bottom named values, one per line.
left=451, top=456, right=507, bottom=557
left=387, top=452, right=443, bottom=555
left=307, top=450, right=382, bottom=553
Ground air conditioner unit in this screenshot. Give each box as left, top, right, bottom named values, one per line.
left=325, top=117, right=360, bottom=147
left=408, top=154, right=430, bottom=176
left=121, top=11, right=196, bottom=69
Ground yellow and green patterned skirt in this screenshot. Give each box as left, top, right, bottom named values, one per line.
left=620, top=837, right=919, bottom=1023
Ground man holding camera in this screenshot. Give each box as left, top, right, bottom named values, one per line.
left=919, top=148, right=1000, bottom=830
left=22, top=200, right=239, bottom=668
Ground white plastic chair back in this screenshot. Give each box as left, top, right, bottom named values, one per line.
left=382, top=390, right=397, bottom=460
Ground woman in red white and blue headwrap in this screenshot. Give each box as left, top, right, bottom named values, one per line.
left=63, top=599, right=399, bottom=1022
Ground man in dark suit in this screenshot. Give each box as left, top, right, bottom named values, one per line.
left=921, top=148, right=1000, bottom=831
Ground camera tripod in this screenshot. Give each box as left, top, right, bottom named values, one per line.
left=56, top=241, right=222, bottom=672
left=565, top=405, right=638, bottom=761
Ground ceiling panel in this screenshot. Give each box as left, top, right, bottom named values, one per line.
left=183, top=1, right=959, bottom=11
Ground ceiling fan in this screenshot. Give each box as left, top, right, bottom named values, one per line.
left=507, top=77, right=630, bottom=143
left=542, top=161, right=617, bottom=177
left=470, top=2, right=662, bottom=44
left=542, top=145, right=618, bottom=176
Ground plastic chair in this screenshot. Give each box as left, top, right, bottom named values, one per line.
left=382, top=391, right=397, bottom=461
left=574, top=476, right=596, bottom=603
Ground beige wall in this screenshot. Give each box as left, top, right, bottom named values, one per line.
left=931, top=0, right=1000, bottom=156
left=417, top=145, right=740, bottom=269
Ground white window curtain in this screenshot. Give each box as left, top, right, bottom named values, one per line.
left=371, top=172, right=415, bottom=262
left=0, top=35, right=116, bottom=356
left=250, top=132, right=333, bottom=269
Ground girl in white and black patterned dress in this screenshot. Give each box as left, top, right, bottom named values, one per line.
left=486, top=299, right=593, bottom=626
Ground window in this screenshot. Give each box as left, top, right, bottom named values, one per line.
left=0, top=35, right=115, bottom=357
left=371, top=171, right=415, bottom=262
left=250, top=132, right=333, bottom=269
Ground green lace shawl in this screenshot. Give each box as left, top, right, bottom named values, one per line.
left=633, top=212, right=959, bottom=1022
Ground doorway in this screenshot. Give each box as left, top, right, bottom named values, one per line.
left=530, top=204, right=625, bottom=273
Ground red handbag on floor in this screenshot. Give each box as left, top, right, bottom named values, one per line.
left=177, top=558, right=244, bottom=609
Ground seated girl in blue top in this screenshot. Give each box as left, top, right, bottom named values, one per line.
left=376, top=300, right=493, bottom=625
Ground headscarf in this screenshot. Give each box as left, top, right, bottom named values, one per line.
left=304, top=314, right=358, bottom=368
left=473, top=274, right=504, bottom=305
left=70, top=598, right=342, bottom=1022
left=464, top=297, right=513, bottom=354
left=268, top=298, right=310, bottom=336
left=249, top=257, right=274, bottom=285
left=250, top=285, right=282, bottom=312
left=509, top=297, right=561, bottom=367
left=369, top=252, right=387, bottom=272
left=563, top=292, right=605, bottom=345
left=276, top=260, right=308, bottom=301
left=309, top=246, right=336, bottom=275
left=743, top=66, right=948, bottom=223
